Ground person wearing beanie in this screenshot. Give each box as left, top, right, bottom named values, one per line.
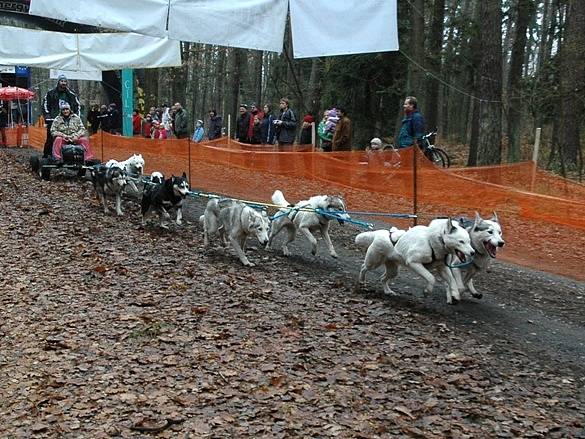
left=368, top=137, right=383, bottom=151
left=299, top=112, right=315, bottom=145
left=41, top=74, right=81, bottom=157
left=192, top=119, right=204, bottom=143
left=50, top=102, right=95, bottom=162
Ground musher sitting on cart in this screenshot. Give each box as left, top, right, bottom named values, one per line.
left=50, top=102, right=95, bottom=162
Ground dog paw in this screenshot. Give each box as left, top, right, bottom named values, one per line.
left=244, top=261, right=256, bottom=267
left=471, top=292, right=483, bottom=299
left=450, top=297, right=460, bottom=305
left=176, top=220, right=183, bottom=226
left=330, top=252, right=338, bottom=259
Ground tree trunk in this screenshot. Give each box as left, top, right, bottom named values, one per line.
left=425, top=0, right=445, bottom=132
left=506, top=0, right=535, bottom=163
left=408, top=0, right=425, bottom=99
left=558, top=0, right=585, bottom=165
left=476, top=1, right=503, bottom=165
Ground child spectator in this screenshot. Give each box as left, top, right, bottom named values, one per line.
left=192, top=119, right=204, bottom=142
left=152, top=121, right=167, bottom=139
left=324, top=108, right=340, bottom=135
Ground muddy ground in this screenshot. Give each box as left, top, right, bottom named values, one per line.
left=0, top=148, right=584, bottom=438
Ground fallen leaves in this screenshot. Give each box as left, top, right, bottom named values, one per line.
left=0, top=149, right=584, bottom=438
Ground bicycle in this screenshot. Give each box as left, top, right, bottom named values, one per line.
left=420, top=130, right=451, bottom=168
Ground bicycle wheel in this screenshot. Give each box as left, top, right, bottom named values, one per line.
left=434, top=147, right=451, bottom=168
left=427, top=147, right=450, bottom=168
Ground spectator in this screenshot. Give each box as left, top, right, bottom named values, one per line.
left=207, top=109, right=222, bottom=140
left=50, top=102, right=94, bottom=162
left=87, top=104, right=100, bottom=134
left=192, top=119, right=204, bottom=142
left=148, top=106, right=159, bottom=122
left=366, top=137, right=384, bottom=152
left=152, top=120, right=167, bottom=139
left=317, top=110, right=334, bottom=151
left=96, top=105, right=111, bottom=132
left=260, top=104, right=276, bottom=145
left=274, top=97, right=297, bottom=146
left=41, top=74, right=81, bottom=157
left=236, top=104, right=251, bottom=143
left=299, top=112, right=314, bottom=145
left=108, top=103, right=121, bottom=134
left=142, top=114, right=153, bottom=138
left=173, top=102, right=189, bottom=139
left=132, top=109, right=142, bottom=135
left=161, top=103, right=172, bottom=137
left=0, top=105, right=7, bottom=147
left=250, top=115, right=262, bottom=144
left=332, top=107, right=352, bottom=151
left=397, top=95, right=425, bottom=149
left=247, top=103, right=264, bottom=142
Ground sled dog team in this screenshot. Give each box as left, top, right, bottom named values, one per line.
left=90, top=154, right=505, bottom=304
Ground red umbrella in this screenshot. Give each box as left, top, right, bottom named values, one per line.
left=0, top=87, right=36, bottom=101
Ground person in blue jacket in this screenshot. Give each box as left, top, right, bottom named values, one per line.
left=397, top=96, right=425, bottom=149
left=192, top=119, right=204, bottom=142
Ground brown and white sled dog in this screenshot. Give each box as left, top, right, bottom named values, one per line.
left=452, top=212, right=505, bottom=299
left=268, top=190, right=349, bottom=258
left=355, top=227, right=407, bottom=295
left=392, top=218, right=476, bottom=304
left=199, top=198, right=270, bottom=267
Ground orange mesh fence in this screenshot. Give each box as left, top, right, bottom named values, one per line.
left=25, top=127, right=585, bottom=280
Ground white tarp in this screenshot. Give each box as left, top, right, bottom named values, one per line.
left=28, top=0, right=398, bottom=57
left=29, top=0, right=170, bottom=38
left=50, top=69, right=103, bottom=81
left=169, top=0, right=288, bottom=52
left=289, top=0, right=399, bottom=58
left=0, top=26, right=182, bottom=71
left=0, top=26, right=78, bottom=69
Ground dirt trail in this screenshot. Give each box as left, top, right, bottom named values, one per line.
left=1, top=148, right=584, bottom=438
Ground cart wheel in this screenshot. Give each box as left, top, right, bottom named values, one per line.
left=30, top=154, right=40, bottom=175
left=40, top=162, right=51, bottom=181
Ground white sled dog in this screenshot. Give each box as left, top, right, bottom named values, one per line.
left=105, top=153, right=145, bottom=192
left=355, top=227, right=407, bottom=295
left=451, top=212, right=505, bottom=299
left=268, top=190, right=349, bottom=258
left=200, top=199, right=270, bottom=267
left=392, top=218, right=475, bottom=304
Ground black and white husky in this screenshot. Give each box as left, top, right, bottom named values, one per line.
left=90, top=165, right=131, bottom=216
left=452, top=212, right=505, bottom=299
left=141, top=173, right=189, bottom=228
left=199, top=198, right=270, bottom=267
left=268, top=190, right=349, bottom=258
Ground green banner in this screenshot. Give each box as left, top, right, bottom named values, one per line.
left=122, top=69, right=133, bottom=137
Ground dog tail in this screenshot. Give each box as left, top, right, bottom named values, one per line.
left=271, top=190, right=289, bottom=208
left=198, top=214, right=204, bottom=227
left=355, top=231, right=378, bottom=252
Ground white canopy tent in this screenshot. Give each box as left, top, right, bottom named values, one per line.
left=29, top=0, right=398, bottom=57
left=0, top=25, right=182, bottom=71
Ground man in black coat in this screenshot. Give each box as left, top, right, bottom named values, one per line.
left=274, top=97, right=297, bottom=146
left=235, top=104, right=251, bottom=143
left=41, top=74, right=81, bottom=157
left=0, top=106, right=8, bottom=147
left=207, top=109, right=223, bottom=140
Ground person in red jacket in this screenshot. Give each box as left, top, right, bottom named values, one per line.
left=132, top=109, right=142, bottom=135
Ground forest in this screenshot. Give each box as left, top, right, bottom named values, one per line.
left=9, top=0, right=585, bottom=175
